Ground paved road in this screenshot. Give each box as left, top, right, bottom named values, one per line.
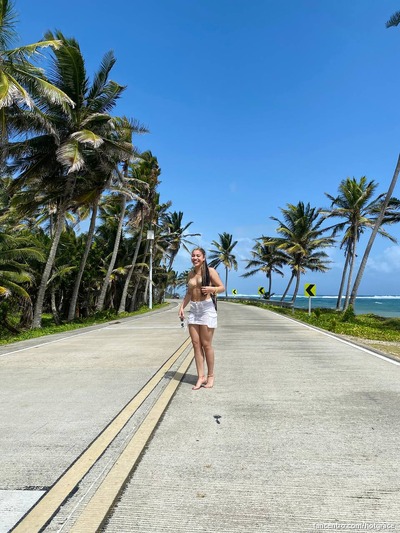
left=1, top=302, right=400, bottom=532
left=0, top=304, right=187, bottom=532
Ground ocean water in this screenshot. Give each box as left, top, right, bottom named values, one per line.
left=230, top=295, right=400, bottom=318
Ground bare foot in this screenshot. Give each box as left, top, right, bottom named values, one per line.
left=203, top=375, right=214, bottom=388
left=192, top=376, right=207, bottom=390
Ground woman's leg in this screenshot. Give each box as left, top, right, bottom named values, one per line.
left=199, top=325, right=215, bottom=388
left=189, top=324, right=207, bottom=389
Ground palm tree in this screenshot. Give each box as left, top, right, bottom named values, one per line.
left=321, top=177, right=399, bottom=311
left=94, top=191, right=129, bottom=311
left=161, top=211, right=200, bottom=271
left=126, top=152, right=165, bottom=312
left=174, top=269, right=191, bottom=295
left=165, top=269, right=179, bottom=297
left=241, top=240, right=288, bottom=298
left=349, top=157, right=400, bottom=308
left=82, top=127, right=145, bottom=314
left=266, top=202, right=334, bottom=303
left=208, top=232, right=238, bottom=298
left=8, top=33, right=133, bottom=327
left=68, top=115, right=147, bottom=320
left=117, top=152, right=161, bottom=313
left=0, top=0, right=73, bottom=153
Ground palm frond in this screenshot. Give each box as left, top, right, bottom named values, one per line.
left=386, top=11, right=400, bottom=28
left=70, top=129, right=104, bottom=148
left=56, top=139, right=84, bottom=173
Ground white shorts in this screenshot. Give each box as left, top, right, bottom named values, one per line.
left=188, top=299, right=217, bottom=328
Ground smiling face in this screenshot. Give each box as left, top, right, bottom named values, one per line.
left=191, top=248, right=205, bottom=270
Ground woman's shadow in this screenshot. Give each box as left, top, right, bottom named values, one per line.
left=164, top=371, right=198, bottom=386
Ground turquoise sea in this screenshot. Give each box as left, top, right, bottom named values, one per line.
left=231, top=295, right=400, bottom=318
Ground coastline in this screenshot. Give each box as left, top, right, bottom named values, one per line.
left=228, top=294, right=400, bottom=318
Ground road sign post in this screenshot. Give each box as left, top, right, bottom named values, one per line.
left=304, top=283, right=316, bottom=315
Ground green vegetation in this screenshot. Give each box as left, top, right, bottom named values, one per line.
left=0, top=304, right=167, bottom=345
left=238, top=300, right=400, bottom=342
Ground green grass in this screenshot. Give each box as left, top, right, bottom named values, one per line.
left=238, top=300, right=400, bottom=342
left=0, top=304, right=168, bottom=345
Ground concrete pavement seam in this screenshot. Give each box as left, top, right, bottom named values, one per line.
left=68, top=347, right=195, bottom=533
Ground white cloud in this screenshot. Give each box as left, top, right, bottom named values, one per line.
left=367, top=246, right=400, bottom=274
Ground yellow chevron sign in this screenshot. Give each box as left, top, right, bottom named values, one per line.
left=258, top=287, right=265, bottom=295
left=304, top=283, right=316, bottom=297
left=232, top=289, right=238, bottom=295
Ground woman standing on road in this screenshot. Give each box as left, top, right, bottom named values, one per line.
left=178, top=248, right=224, bottom=390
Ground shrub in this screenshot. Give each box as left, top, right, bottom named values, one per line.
left=341, top=306, right=355, bottom=322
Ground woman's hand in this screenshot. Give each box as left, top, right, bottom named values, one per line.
left=178, top=306, right=185, bottom=319
left=201, top=285, right=215, bottom=296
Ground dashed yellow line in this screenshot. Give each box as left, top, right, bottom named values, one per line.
left=70, top=346, right=195, bottom=532
left=12, top=337, right=192, bottom=533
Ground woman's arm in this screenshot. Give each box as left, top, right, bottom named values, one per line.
left=178, top=291, right=191, bottom=318
left=201, top=267, right=224, bottom=296
left=178, top=273, right=193, bottom=318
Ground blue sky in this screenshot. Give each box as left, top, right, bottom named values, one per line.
left=15, top=0, right=400, bottom=296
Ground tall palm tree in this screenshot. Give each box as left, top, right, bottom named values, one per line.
left=162, top=211, right=200, bottom=271
left=117, top=152, right=160, bottom=313
left=241, top=239, right=288, bottom=298
left=267, top=202, right=334, bottom=303
left=349, top=158, right=400, bottom=308
left=68, top=114, right=147, bottom=319
left=321, top=177, right=399, bottom=311
left=85, top=122, right=146, bottom=314
left=8, top=33, right=133, bottom=327
left=125, top=152, right=164, bottom=312
left=208, top=232, right=238, bottom=298
left=95, top=191, right=129, bottom=311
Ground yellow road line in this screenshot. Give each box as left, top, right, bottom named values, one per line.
left=12, top=337, right=192, bottom=533
left=69, top=347, right=195, bottom=532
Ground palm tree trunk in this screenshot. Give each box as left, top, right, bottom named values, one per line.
left=343, top=236, right=357, bottom=312
left=349, top=154, right=400, bottom=307
left=336, top=252, right=350, bottom=310
left=291, top=270, right=302, bottom=303
left=50, top=283, right=61, bottom=325
left=19, top=298, right=33, bottom=329
left=267, top=273, right=272, bottom=297
left=67, top=201, right=99, bottom=321
left=32, top=205, right=66, bottom=328
left=144, top=277, right=149, bottom=303
left=281, top=272, right=295, bottom=301
left=118, top=212, right=145, bottom=314
left=225, top=267, right=228, bottom=298
left=96, top=194, right=127, bottom=312
left=129, top=239, right=150, bottom=312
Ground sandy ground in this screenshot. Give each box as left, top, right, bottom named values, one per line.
left=339, top=335, right=400, bottom=362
